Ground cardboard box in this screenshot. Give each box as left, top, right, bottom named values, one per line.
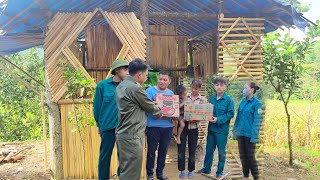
left=184, top=103, right=214, bottom=121
left=155, top=94, right=180, bottom=117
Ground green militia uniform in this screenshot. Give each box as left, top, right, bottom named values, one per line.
left=116, top=75, right=162, bottom=180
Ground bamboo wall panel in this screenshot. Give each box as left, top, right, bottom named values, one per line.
left=44, top=9, right=148, bottom=179
left=44, top=9, right=146, bottom=103
left=60, top=103, right=147, bottom=179
left=88, top=70, right=108, bottom=84
left=193, top=44, right=214, bottom=78
left=150, top=25, right=188, bottom=69
left=103, top=12, right=146, bottom=60
left=218, top=18, right=265, bottom=83
left=85, top=25, right=122, bottom=68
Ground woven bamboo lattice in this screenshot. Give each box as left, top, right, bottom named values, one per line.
left=218, top=18, right=265, bottom=83
left=44, top=8, right=146, bottom=102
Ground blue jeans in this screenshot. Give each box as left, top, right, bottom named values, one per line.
left=203, top=132, right=228, bottom=176
left=146, top=127, right=173, bottom=177
left=98, top=129, right=116, bottom=180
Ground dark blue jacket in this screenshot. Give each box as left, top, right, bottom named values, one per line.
left=233, top=97, right=262, bottom=143
left=208, top=93, right=235, bottom=135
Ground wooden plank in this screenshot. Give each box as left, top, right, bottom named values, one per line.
left=45, top=13, right=84, bottom=58
left=219, top=45, right=259, bottom=49
left=242, top=19, right=259, bottom=41
left=219, top=33, right=264, bottom=37
left=219, top=22, right=264, bottom=26
left=220, top=18, right=265, bottom=21
left=241, top=41, right=262, bottom=65
left=220, top=17, right=241, bottom=41
left=106, top=13, right=145, bottom=59
left=265, top=19, right=285, bottom=30
left=61, top=104, right=68, bottom=178
left=218, top=50, right=263, bottom=54
left=47, top=10, right=98, bottom=65
left=220, top=41, right=241, bottom=64
left=219, top=55, right=263, bottom=59
left=62, top=48, right=97, bottom=87
left=103, top=13, right=144, bottom=59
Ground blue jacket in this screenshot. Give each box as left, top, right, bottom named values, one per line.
left=233, top=96, right=262, bottom=143
left=208, top=93, right=235, bottom=135
left=93, top=77, right=119, bottom=132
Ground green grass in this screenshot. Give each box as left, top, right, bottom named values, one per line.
left=265, top=145, right=320, bottom=174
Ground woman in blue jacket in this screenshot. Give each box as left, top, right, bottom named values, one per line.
left=233, top=82, right=262, bottom=180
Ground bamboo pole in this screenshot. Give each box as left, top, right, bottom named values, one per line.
left=0, top=55, right=45, bottom=88
left=0, top=63, right=41, bottom=96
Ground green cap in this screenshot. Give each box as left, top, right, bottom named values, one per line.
left=111, top=59, right=129, bottom=75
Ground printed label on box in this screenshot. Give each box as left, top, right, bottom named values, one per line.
left=184, top=103, right=214, bottom=121
left=155, top=94, right=180, bottom=117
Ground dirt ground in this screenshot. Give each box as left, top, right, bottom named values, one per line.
left=0, top=140, right=318, bottom=180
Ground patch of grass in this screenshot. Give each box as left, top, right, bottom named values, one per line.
left=265, top=145, right=320, bottom=174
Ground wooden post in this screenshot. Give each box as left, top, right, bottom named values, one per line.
left=188, top=41, right=193, bottom=66
left=41, top=92, right=48, bottom=169
left=44, top=59, right=63, bottom=180
left=140, top=0, right=150, bottom=63
left=212, top=30, right=219, bottom=74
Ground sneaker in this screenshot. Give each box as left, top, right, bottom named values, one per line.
left=147, top=175, right=154, bottom=180
left=179, top=171, right=185, bottom=179
left=188, top=172, right=194, bottom=179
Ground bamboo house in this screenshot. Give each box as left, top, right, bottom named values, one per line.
left=0, top=0, right=312, bottom=179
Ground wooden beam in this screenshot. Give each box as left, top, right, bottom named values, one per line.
left=189, top=41, right=194, bottom=66
left=231, top=0, right=249, bottom=10
left=147, top=12, right=217, bottom=20
left=34, top=0, right=47, bottom=9
left=0, top=2, right=36, bottom=30
left=189, top=29, right=216, bottom=41
left=265, top=19, right=284, bottom=30
left=140, top=0, right=150, bottom=63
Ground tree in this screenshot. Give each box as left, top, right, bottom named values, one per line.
left=281, top=0, right=310, bottom=12
left=263, top=28, right=319, bottom=165
left=0, top=48, right=45, bottom=141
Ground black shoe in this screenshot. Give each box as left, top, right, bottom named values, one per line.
left=157, top=175, right=169, bottom=180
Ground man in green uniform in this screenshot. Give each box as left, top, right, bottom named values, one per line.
left=116, top=58, right=162, bottom=180
left=93, top=59, right=129, bottom=180
left=198, top=76, right=234, bottom=179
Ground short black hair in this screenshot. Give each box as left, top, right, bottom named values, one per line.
left=159, top=70, right=171, bottom=79
left=128, top=58, right=148, bottom=76
left=213, top=76, right=227, bottom=85
left=176, top=85, right=186, bottom=95
left=191, top=79, right=202, bottom=88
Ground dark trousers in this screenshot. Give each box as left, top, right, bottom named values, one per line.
left=146, top=127, right=173, bottom=177
left=237, top=136, right=259, bottom=180
left=203, top=132, right=228, bottom=176
left=117, top=136, right=144, bottom=180
left=177, top=122, right=198, bottom=172
left=98, top=129, right=116, bottom=180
